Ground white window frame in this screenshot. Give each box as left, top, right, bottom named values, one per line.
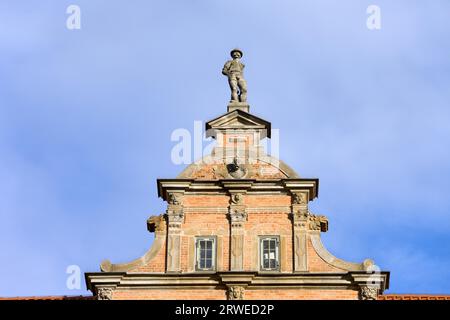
left=195, top=237, right=216, bottom=271
left=259, top=236, right=280, bottom=271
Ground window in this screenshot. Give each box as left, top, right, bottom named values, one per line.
left=260, top=237, right=280, bottom=271
left=195, top=237, right=216, bottom=271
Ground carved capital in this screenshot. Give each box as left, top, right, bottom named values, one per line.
left=292, top=192, right=308, bottom=205
left=97, top=287, right=114, bottom=300
left=360, top=285, right=379, bottom=300
left=167, top=192, right=183, bottom=206
left=229, top=207, right=247, bottom=227
left=291, top=211, right=328, bottom=232
left=167, top=211, right=184, bottom=228
left=227, top=286, right=245, bottom=300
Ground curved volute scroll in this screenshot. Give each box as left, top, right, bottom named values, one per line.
left=289, top=190, right=374, bottom=272
left=99, top=214, right=167, bottom=272
left=309, top=232, right=376, bottom=272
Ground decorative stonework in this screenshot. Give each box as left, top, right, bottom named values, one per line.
left=167, top=211, right=184, bottom=225
left=229, top=208, right=247, bottom=227
left=167, top=192, right=182, bottom=205
left=292, top=192, right=308, bottom=205
left=227, top=286, right=245, bottom=300
left=308, top=214, right=328, bottom=232
left=227, top=157, right=248, bottom=179
left=147, top=214, right=166, bottom=233
left=85, top=51, right=390, bottom=300
left=230, top=193, right=244, bottom=205
left=166, top=193, right=184, bottom=227
left=229, top=207, right=247, bottom=221
left=97, top=287, right=114, bottom=300
left=228, top=192, right=247, bottom=271
left=165, top=192, right=184, bottom=272
left=182, top=160, right=291, bottom=180
left=360, top=286, right=379, bottom=300
left=291, top=210, right=328, bottom=232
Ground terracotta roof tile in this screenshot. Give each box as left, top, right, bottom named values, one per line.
left=0, top=295, right=94, bottom=300
left=379, top=294, right=450, bottom=300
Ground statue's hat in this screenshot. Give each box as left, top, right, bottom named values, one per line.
left=230, top=48, right=243, bottom=57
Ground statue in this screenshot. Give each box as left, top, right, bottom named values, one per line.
left=222, top=49, right=247, bottom=103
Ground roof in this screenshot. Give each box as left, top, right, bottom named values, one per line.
left=379, top=294, right=450, bottom=300
left=0, top=295, right=94, bottom=300
left=205, top=109, right=271, bottom=139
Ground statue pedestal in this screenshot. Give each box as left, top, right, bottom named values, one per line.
left=228, top=102, right=250, bottom=113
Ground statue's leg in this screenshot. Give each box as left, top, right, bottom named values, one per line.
left=228, top=76, right=239, bottom=102
left=237, top=77, right=247, bottom=102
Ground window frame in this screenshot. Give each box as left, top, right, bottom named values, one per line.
left=259, top=236, right=281, bottom=272
left=195, top=236, right=217, bottom=272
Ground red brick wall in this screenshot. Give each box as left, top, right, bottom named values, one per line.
left=307, top=238, right=345, bottom=272
left=112, top=289, right=227, bottom=300
left=245, top=289, right=358, bottom=300
left=129, top=194, right=342, bottom=274
left=130, top=240, right=166, bottom=272
left=111, top=288, right=358, bottom=300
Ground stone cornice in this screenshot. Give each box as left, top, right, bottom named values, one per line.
left=157, top=179, right=319, bottom=201
left=205, top=109, right=272, bottom=139
left=85, top=271, right=389, bottom=293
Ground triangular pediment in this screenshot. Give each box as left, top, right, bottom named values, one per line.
left=205, top=110, right=271, bottom=138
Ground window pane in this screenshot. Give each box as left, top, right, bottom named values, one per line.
left=261, top=238, right=279, bottom=270
left=197, top=238, right=214, bottom=270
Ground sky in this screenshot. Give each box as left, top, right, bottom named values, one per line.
left=0, top=0, right=449, bottom=297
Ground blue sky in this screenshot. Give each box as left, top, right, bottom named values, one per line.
left=1, top=0, right=449, bottom=296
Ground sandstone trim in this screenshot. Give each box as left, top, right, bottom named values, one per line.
left=309, top=232, right=373, bottom=272
left=100, top=216, right=166, bottom=272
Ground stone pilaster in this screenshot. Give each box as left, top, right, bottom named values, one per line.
left=228, top=193, right=247, bottom=271
left=291, top=191, right=309, bottom=272
left=166, top=192, right=184, bottom=273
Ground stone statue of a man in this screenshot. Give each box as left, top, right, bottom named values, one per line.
left=222, top=49, right=247, bottom=103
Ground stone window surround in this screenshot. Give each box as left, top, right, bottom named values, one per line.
left=195, top=236, right=217, bottom=272
left=259, top=235, right=281, bottom=272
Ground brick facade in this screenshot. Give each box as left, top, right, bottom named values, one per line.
left=85, top=75, right=390, bottom=300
